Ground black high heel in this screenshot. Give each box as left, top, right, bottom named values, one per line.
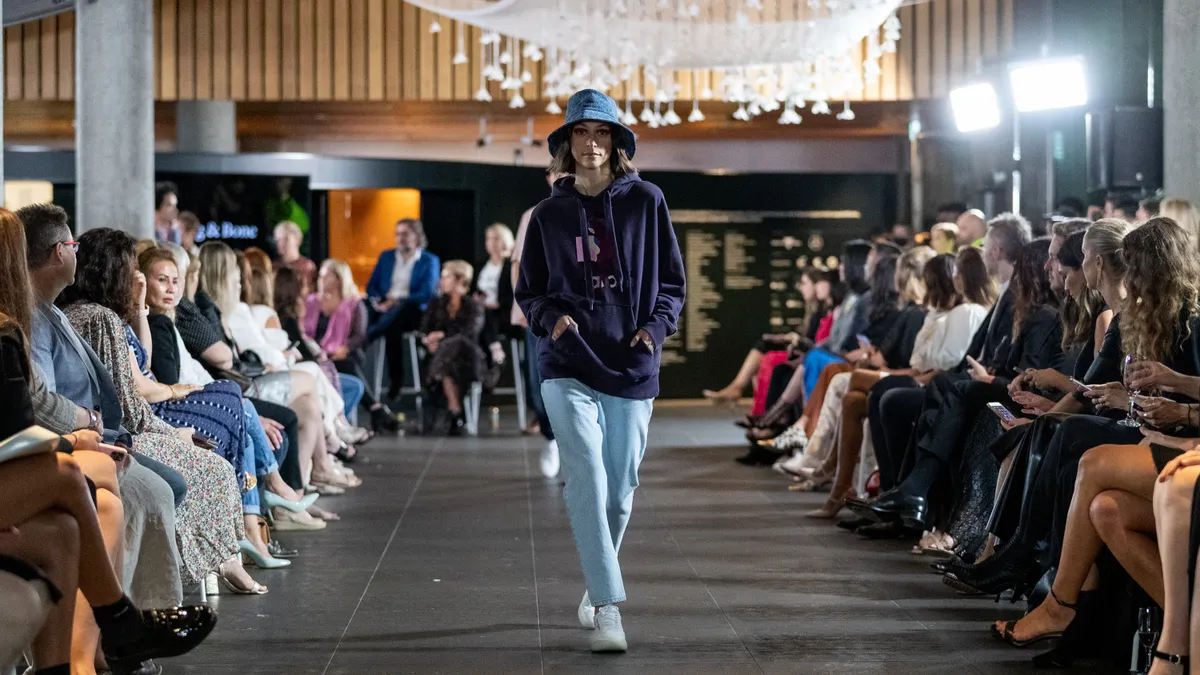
left=1028, top=590, right=1098, bottom=668
left=992, top=587, right=1077, bottom=647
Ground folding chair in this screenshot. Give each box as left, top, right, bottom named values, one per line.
left=486, top=337, right=528, bottom=431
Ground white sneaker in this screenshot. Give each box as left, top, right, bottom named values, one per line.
left=540, top=439, right=560, bottom=478
left=578, top=591, right=595, bottom=628
left=591, top=605, right=627, bottom=652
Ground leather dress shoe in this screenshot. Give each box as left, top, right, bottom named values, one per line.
left=843, top=496, right=883, bottom=523
left=101, top=606, right=217, bottom=667
left=855, top=521, right=907, bottom=540
left=854, top=489, right=929, bottom=529
left=835, top=516, right=874, bottom=532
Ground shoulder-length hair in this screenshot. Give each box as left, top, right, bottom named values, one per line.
left=197, top=241, right=241, bottom=315
left=58, top=227, right=139, bottom=323
left=896, top=246, right=936, bottom=305
left=547, top=124, right=637, bottom=177
left=922, top=253, right=961, bottom=312
left=319, top=258, right=360, bottom=300
left=0, top=209, right=34, bottom=342
left=954, top=246, right=997, bottom=308
left=1057, top=230, right=1106, bottom=349
left=1010, top=238, right=1058, bottom=339
left=273, top=266, right=304, bottom=323
left=243, top=247, right=275, bottom=306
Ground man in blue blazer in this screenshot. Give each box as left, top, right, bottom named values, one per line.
left=366, top=218, right=441, bottom=398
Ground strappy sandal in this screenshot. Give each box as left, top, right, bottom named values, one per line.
left=788, top=477, right=831, bottom=492
left=990, top=588, right=1074, bottom=647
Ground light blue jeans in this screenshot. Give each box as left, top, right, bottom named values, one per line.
left=541, top=377, right=653, bottom=606
left=340, top=374, right=365, bottom=417
left=241, top=399, right=281, bottom=516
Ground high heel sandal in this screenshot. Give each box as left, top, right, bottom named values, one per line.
left=1029, top=590, right=1098, bottom=668
left=238, top=540, right=291, bottom=569
left=992, top=587, right=1074, bottom=648
left=702, top=390, right=740, bottom=409
left=1151, top=650, right=1190, bottom=669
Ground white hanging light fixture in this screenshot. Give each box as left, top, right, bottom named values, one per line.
left=405, top=0, right=902, bottom=125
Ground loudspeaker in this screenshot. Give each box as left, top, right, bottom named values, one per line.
left=1085, top=107, right=1162, bottom=192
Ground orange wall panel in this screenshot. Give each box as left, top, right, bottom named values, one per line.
left=327, top=188, right=421, bottom=289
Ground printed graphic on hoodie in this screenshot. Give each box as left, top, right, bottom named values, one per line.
left=577, top=196, right=622, bottom=302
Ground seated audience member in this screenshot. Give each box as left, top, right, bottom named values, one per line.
left=847, top=213, right=1034, bottom=523
left=152, top=182, right=180, bottom=245
left=929, top=223, right=959, bottom=254
left=273, top=220, right=316, bottom=293
left=704, top=267, right=833, bottom=409
left=0, top=303, right=216, bottom=674
left=1160, top=198, right=1200, bottom=243
left=198, top=242, right=364, bottom=493
left=1111, top=195, right=1141, bottom=223
left=366, top=218, right=442, bottom=400
left=300, top=260, right=398, bottom=431
left=475, top=223, right=517, bottom=372
left=744, top=242, right=896, bottom=447
left=956, top=209, right=988, bottom=247
left=179, top=211, right=202, bottom=255
left=1150, top=443, right=1200, bottom=674
left=170, top=248, right=326, bottom=531
left=940, top=219, right=1133, bottom=595
left=140, top=244, right=316, bottom=566
left=421, top=260, right=487, bottom=436
left=56, top=230, right=255, bottom=594
left=984, top=218, right=1200, bottom=667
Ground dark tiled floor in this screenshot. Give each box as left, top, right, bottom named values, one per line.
left=173, top=406, right=1047, bottom=675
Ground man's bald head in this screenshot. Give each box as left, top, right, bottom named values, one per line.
left=955, top=209, right=988, bottom=245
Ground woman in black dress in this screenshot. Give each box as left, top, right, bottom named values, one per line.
left=989, top=217, right=1200, bottom=669
left=420, top=260, right=486, bottom=435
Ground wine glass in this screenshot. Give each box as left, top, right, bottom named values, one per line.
left=1137, top=606, right=1161, bottom=673
left=1120, top=354, right=1143, bottom=428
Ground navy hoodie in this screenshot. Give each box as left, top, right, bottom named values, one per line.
left=515, top=173, right=686, bottom=399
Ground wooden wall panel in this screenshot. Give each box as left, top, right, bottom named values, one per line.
left=4, top=0, right=1007, bottom=104
left=177, top=0, right=194, bottom=99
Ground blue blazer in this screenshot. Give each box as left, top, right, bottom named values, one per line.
left=366, top=248, right=441, bottom=333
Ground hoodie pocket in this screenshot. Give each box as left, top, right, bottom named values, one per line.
left=569, top=303, right=657, bottom=381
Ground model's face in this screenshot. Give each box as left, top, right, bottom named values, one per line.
left=485, top=229, right=508, bottom=259
left=146, top=260, right=180, bottom=310
left=571, top=122, right=612, bottom=171
left=1046, top=235, right=1065, bottom=294
left=396, top=223, right=418, bottom=253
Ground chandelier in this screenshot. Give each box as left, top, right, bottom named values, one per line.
left=408, top=0, right=902, bottom=126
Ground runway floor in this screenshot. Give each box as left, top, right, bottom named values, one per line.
left=171, top=405, right=1059, bottom=675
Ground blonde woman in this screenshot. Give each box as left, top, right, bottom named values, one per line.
left=197, top=242, right=364, bottom=492
left=1160, top=198, right=1200, bottom=243
left=929, top=222, right=960, bottom=254
left=475, top=223, right=516, bottom=368
left=421, top=260, right=487, bottom=435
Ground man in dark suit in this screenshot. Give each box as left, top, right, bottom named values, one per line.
left=366, top=218, right=442, bottom=399
left=850, top=213, right=1033, bottom=529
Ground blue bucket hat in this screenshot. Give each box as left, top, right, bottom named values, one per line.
left=547, top=89, right=637, bottom=159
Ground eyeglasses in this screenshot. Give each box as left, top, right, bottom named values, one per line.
left=56, top=240, right=79, bottom=253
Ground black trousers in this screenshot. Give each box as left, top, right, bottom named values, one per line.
left=248, top=396, right=302, bottom=492
left=917, top=377, right=1011, bottom=462
left=872, top=378, right=923, bottom=490
left=383, top=304, right=425, bottom=399
left=765, top=361, right=797, bottom=412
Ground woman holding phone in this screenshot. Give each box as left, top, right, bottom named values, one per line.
left=516, top=89, right=685, bottom=653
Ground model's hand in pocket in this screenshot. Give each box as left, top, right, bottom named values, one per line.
left=630, top=329, right=654, bottom=353
left=552, top=315, right=578, bottom=340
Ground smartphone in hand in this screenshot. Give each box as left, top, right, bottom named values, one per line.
left=856, top=334, right=871, bottom=350
left=986, top=402, right=1018, bottom=424
left=192, top=434, right=217, bottom=450
left=1069, top=377, right=1094, bottom=393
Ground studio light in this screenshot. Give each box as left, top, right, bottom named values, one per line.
left=950, top=82, right=1002, bottom=132
left=1008, top=57, right=1088, bottom=113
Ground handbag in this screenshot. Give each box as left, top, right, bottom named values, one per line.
left=235, top=349, right=267, bottom=379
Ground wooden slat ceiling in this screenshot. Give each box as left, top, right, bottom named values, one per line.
left=4, top=0, right=1013, bottom=103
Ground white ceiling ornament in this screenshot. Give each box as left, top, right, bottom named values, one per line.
left=407, top=0, right=902, bottom=124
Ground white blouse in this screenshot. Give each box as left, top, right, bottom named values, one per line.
left=249, top=303, right=290, bottom=351
left=227, top=302, right=290, bottom=369
left=477, top=261, right=503, bottom=306
left=174, top=325, right=215, bottom=386
left=908, top=302, right=990, bottom=373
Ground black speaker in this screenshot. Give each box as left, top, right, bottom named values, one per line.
left=1086, top=107, right=1162, bottom=192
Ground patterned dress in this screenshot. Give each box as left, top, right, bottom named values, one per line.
left=125, top=324, right=247, bottom=487
left=63, top=302, right=244, bottom=585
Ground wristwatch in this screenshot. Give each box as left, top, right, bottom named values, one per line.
left=88, top=408, right=102, bottom=432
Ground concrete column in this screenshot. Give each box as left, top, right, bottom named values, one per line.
left=1164, top=0, right=1200, bottom=204
left=176, top=100, right=238, bottom=153
left=75, top=0, right=154, bottom=237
